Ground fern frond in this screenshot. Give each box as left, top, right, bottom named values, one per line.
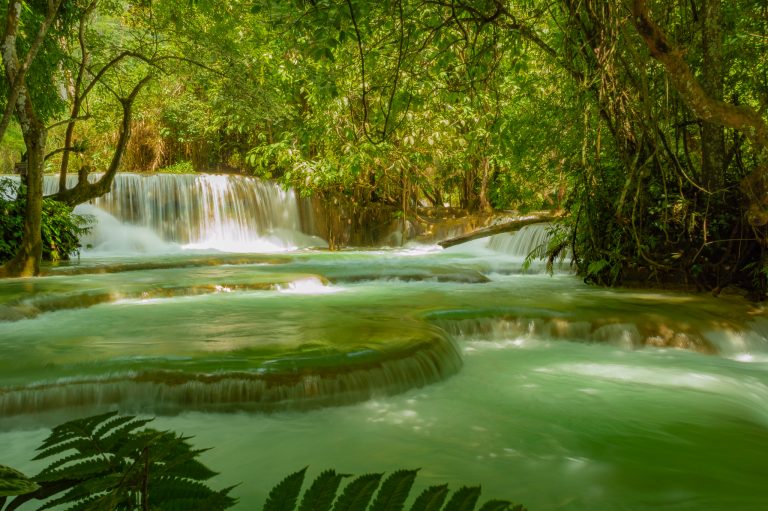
left=478, top=500, right=512, bottom=511
left=37, top=412, right=119, bottom=451
left=149, top=477, right=224, bottom=498
left=98, top=417, right=154, bottom=450
left=35, top=458, right=113, bottom=483
left=63, top=492, right=121, bottom=511
left=263, top=467, right=307, bottom=511
left=161, top=455, right=219, bottom=481
left=35, top=451, right=105, bottom=478
left=38, top=481, right=98, bottom=510
left=332, top=473, right=383, bottom=511
left=443, top=486, right=481, bottom=511
left=33, top=438, right=101, bottom=461
left=370, top=469, right=418, bottom=511
left=92, top=415, right=141, bottom=439
left=298, top=470, right=346, bottom=511
left=409, top=484, right=449, bottom=511
left=147, top=488, right=236, bottom=511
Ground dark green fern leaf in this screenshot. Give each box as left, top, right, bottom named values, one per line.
left=148, top=487, right=236, bottom=511
left=442, top=486, right=481, bottom=511
left=370, top=469, right=418, bottom=511
left=63, top=492, right=121, bottom=511
left=92, top=414, right=145, bottom=441
left=25, top=412, right=235, bottom=511
left=149, top=477, right=228, bottom=502
left=510, top=505, right=527, bottom=511
left=38, top=480, right=103, bottom=511
left=263, top=467, right=307, bottom=511
left=332, top=473, right=383, bottom=511
left=97, top=417, right=154, bottom=450
left=35, top=451, right=100, bottom=478
left=37, top=412, right=118, bottom=452
left=298, top=469, right=346, bottom=511
left=33, top=438, right=100, bottom=461
left=35, top=458, right=113, bottom=484
left=0, top=465, right=39, bottom=497
left=478, top=500, right=512, bottom=511
left=148, top=483, right=236, bottom=511
left=409, top=484, right=449, bottom=511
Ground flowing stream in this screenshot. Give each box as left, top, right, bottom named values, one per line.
left=1, top=174, right=767, bottom=510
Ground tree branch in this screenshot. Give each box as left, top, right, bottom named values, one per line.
left=630, top=0, right=768, bottom=152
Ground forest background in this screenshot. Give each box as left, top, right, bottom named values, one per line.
left=0, top=0, right=766, bottom=296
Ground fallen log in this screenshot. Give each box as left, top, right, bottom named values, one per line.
left=438, top=212, right=559, bottom=248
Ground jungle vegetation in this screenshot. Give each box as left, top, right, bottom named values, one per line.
left=0, top=0, right=766, bottom=296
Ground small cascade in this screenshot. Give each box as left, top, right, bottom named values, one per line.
left=426, top=311, right=717, bottom=353
left=0, top=335, right=462, bottom=416
left=45, top=173, right=326, bottom=252
left=487, top=223, right=553, bottom=258
left=486, top=223, right=572, bottom=272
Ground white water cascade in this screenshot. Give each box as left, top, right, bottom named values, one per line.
left=484, top=223, right=571, bottom=272
left=44, top=173, right=326, bottom=253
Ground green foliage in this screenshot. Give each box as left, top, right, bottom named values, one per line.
left=263, top=467, right=526, bottom=511
left=156, top=161, right=196, bottom=174
left=0, top=123, right=24, bottom=174
left=0, top=178, right=92, bottom=263
left=0, top=411, right=236, bottom=511
left=0, top=465, right=39, bottom=497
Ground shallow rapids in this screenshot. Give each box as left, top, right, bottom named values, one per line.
left=1, top=222, right=767, bottom=509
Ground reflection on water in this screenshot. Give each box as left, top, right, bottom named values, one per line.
left=1, top=228, right=767, bottom=510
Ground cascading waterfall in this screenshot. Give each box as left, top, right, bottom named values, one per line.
left=44, top=173, right=326, bottom=252
left=487, top=223, right=553, bottom=257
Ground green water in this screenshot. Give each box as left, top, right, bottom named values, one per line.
left=1, top=242, right=767, bottom=510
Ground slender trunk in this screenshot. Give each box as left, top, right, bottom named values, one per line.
left=478, top=156, right=491, bottom=212
left=700, top=0, right=726, bottom=190
left=2, top=126, right=45, bottom=277
left=58, top=97, right=80, bottom=190
left=1, top=0, right=56, bottom=277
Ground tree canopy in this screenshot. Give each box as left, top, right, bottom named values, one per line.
left=0, top=0, right=766, bottom=295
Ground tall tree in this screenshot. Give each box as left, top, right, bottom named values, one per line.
left=0, top=1, right=157, bottom=276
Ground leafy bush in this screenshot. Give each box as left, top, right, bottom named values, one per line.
left=156, top=161, right=195, bottom=174
left=0, top=178, right=92, bottom=263
left=1, top=412, right=528, bottom=511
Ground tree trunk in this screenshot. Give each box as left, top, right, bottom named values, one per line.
left=2, top=126, right=45, bottom=277
left=478, top=157, right=491, bottom=212
left=438, top=212, right=560, bottom=248
left=699, top=0, right=726, bottom=190
left=49, top=75, right=152, bottom=207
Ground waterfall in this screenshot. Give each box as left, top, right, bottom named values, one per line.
left=0, top=334, right=463, bottom=416
left=44, top=173, right=326, bottom=253
left=487, top=223, right=553, bottom=257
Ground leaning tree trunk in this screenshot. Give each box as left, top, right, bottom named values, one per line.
left=49, top=75, right=152, bottom=207
left=631, top=0, right=768, bottom=225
